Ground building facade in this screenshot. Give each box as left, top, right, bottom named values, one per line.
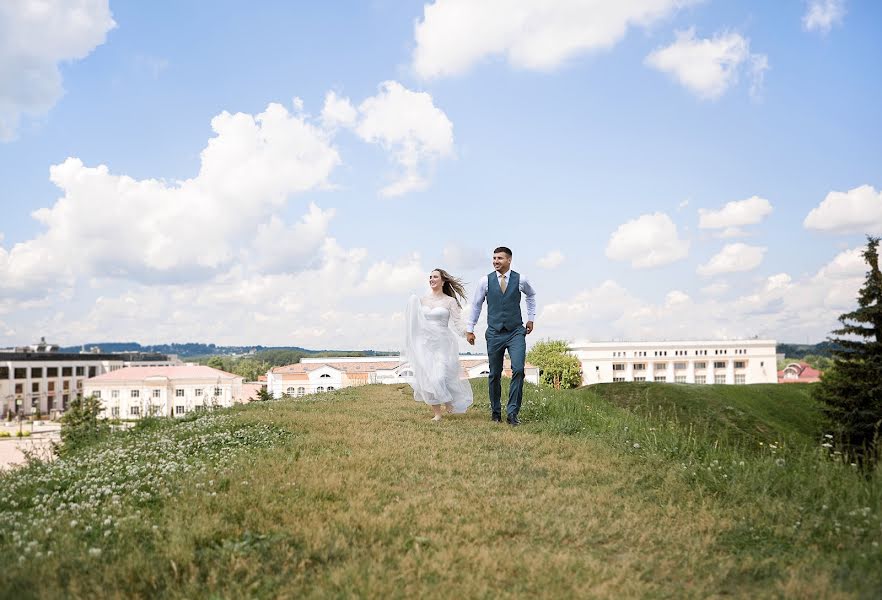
left=83, top=366, right=247, bottom=419
left=266, top=355, right=540, bottom=398
left=570, top=339, right=778, bottom=386
left=777, top=362, right=822, bottom=383
left=1, top=340, right=181, bottom=418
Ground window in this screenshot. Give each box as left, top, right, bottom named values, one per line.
left=14, top=383, right=22, bottom=394
left=130, top=406, right=141, bottom=416
left=88, top=367, right=97, bottom=377
left=734, top=361, right=745, bottom=369
left=297, top=387, right=305, bottom=396
left=31, top=367, right=43, bottom=378
left=287, top=387, right=296, bottom=395
left=654, top=362, right=667, bottom=370
left=613, top=377, right=625, bottom=382
left=713, top=361, right=727, bottom=369
left=111, top=407, right=120, bottom=417
left=0, top=367, right=8, bottom=379
left=612, top=363, right=626, bottom=371
left=32, top=382, right=40, bottom=393
left=176, top=406, right=185, bottom=415
left=14, top=368, right=26, bottom=379
left=62, top=395, right=69, bottom=409
left=694, top=362, right=707, bottom=370
left=633, top=377, right=646, bottom=382
left=675, top=376, right=687, bottom=383
left=327, top=386, right=335, bottom=391
left=176, top=389, right=185, bottom=397
left=633, top=363, right=646, bottom=371
left=93, top=391, right=101, bottom=399
left=214, top=387, right=222, bottom=396
left=195, top=389, right=203, bottom=397
left=75, top=367, right=85, bottom=376
left=320, top=373, right=331, bottom=378
left=734, top=374, right=746, bottom=384
left=714, top=375, right=726, bottom=384
left=695, top=376, right=706, bottom=384
left=316, top=386, right=325, bottom=393
left=654, top=376, right=667, bottom=383
left=131, top=390, right=140, bottom=398
left=152, top=389, right=161, bottom=398
left=111, top=390, right=119, bottom=399
left=674, top=362, right=687, bottom=370
left=76, top=380, right=83, bottom=389
left=48, top=382, right=55, bottom=392
left=47, top=367, right=58, bottom=377
left=63, top=380, right=70, bottom=390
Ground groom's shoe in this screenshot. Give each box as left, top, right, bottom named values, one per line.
left=507, top=415, right=521, bottom=427
left=491, top=413, right=502, bottom=423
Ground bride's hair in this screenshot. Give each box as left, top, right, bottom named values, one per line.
left=433, top=268, right=467, bottom=307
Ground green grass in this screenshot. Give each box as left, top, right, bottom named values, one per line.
left=0, top=382, right=880, bottom=599
left=590, top=382, right=824, bottom=448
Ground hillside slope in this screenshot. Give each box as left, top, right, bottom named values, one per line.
left=0, top=383, right=878, bottom=599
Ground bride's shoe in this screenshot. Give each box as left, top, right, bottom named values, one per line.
left=431, top=415, right=442, bottom=422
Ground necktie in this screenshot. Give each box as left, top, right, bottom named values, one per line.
left=500, top=274, right=507, bottom=293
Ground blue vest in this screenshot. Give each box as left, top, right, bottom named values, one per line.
left=487, top=271, right=522, bottom=332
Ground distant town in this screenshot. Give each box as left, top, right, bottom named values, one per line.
left=0, top=336, right=838, bottom=422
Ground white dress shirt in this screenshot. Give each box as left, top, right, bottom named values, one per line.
left=466, top=270, right=536, bottom=333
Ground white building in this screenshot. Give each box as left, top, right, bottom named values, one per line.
left=1, top=339, right=181, bottom=418
left=83, top=366, right=248, bottom=419
left=266, top=355, right=540, bottom=398
left=570, top=339, right=778, bottom=386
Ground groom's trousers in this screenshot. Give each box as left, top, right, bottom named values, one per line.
left=486, top=325, right=527, bottom=419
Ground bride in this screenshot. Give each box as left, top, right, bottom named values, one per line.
left=403, top=268, right=474, bottom=421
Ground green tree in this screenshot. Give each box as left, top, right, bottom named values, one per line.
left=57, top=395, right=110, bottom=457
left=814, top=236, right=882, bottom=468
left=527, top=339, right=582, bottom=389
left=206, top=356, right=226, bottom=370
left=255, top=388, right=274, bottom=402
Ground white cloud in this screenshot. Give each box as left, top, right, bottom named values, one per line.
left=699, top=195, right=773, bottom=232
left=539, top=244, right=868, bottom=344
left=0, top=101, right=341, bottom=296
left=442, top=244, right=487, bottom=271
left=605, top=212, right=690, bottom=268
left=358, top=253, right=426, bottom=295
left=803, top=0, right=846, bottom=34
left=803, top=184, right=882, bottom=235
left=542, top=280, right=643, bottom=328
left=412, top=0, right=700, bottom=79
left=0, top=0, right=115, bottom=140
left=700, top=281, right=730, bottom=296
left=320, top=91, right=357, bottom=129
left=354, top=81, right=454, bottom=197
left=537, top=250, right=565, bottom=269
left=697, top=243, right=766, bottom=276
left=644, top=29, right=768, bottom=100
left=246, top=204, right=336, bottom=274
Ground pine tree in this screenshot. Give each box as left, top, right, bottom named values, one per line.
left=814, top=236, right=882, bottom=468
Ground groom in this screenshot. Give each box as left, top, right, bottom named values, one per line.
left=466, top=247, right=537, bottom=426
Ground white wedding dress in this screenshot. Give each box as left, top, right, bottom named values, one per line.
left=402, top=294, right=474, bottom=413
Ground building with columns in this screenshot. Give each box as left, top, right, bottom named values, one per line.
left=570, top=339, right=778, bottom=386
left=83, top=365, right=249, bottom=419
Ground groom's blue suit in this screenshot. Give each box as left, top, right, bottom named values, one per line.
left=485, top=271, right=527, bottom=421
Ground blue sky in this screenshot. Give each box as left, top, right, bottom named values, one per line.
left=0, top=0, right=880, bottom=351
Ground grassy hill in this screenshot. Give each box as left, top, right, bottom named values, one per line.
left=0, top=382, right=879, bottom=598
left=590, top=382, right=823, bottom=448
